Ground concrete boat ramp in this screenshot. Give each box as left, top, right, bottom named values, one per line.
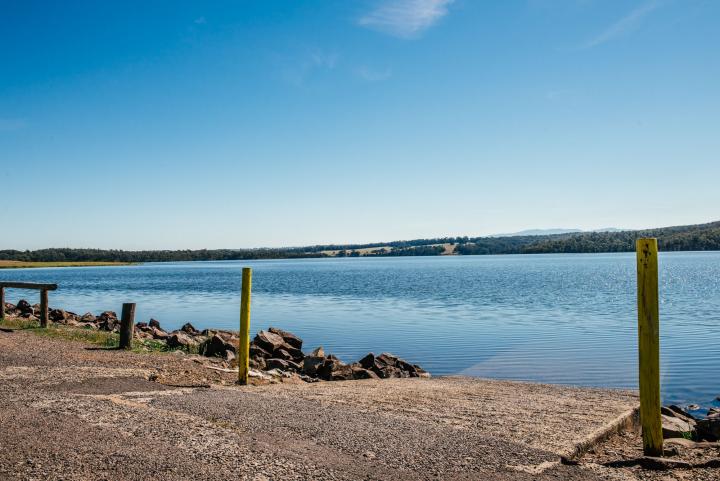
left=0, top=330, right=640, bottom=480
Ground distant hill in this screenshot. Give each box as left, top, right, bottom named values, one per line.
left=1, top=221, right=718, bottom=263
left=494, top=228, right=582, bottom=237
left=495, top=227, right=622, bottom=237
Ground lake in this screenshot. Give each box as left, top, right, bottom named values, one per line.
left=2, top=252, right=719, bottom=409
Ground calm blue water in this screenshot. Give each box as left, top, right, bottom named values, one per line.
left=2, top=252, right=719, bottom=408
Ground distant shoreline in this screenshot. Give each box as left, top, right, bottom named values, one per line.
left=0, top=261, right=135, bottom=269
left=0, top=219, right=718, bottom=263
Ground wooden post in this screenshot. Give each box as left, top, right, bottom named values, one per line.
left=636, top=238, right=663, bottom=457
left=119, top=303, right=136, bottom=350
left=238, top=267, right=252, bottom=385
left=40, top=289, right=49, bottom=328
left=0, top=287, right=5, bottom=321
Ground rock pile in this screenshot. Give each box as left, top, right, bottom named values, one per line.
left=662, top=404, right=720, bottom=442
left=247, top=328, right=429, bottom=381
left=2, top=300, right=430, bottom=383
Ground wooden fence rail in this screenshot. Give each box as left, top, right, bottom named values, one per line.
left=0, top=282, right=58, bottom=327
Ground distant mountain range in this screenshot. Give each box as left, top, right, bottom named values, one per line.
left=1, top=221, right=719, bottom=262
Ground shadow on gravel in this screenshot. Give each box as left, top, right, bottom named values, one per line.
left=48, top=377, right=176, bottom=395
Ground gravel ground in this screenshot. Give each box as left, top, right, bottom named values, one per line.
left=580, top=428, right=720, bottom=481
left=0, top=328, right=673, bottom=481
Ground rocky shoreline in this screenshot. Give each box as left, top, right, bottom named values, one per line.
left=3, top=299, right=430, bottom=383
left=661, top=404, right=720, bottom=444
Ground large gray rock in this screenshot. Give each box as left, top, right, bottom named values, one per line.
left=662, top=414, right=695, bottom=439
left=351, top=365, right=380, bottom=380
left=49, top=309, right=67, bottom=323
left=250, top=357, right=267, bottom=370
left=16, top=300, right=33, bottom=316
left=266, top=358, right=302, bottom=372
left=180, top=322, right=199, bottom=335
left=274, top=345, right=304, bottom=362
left=167, top=332, right=198, bottom=350
left=97, top=311, right=118, bottom=331
left=316, top=358, right=351, bottom=381
left=358, top=352, right=430, bottom=379
left=664, top=405, right=697, bottom=422
left=309, top=346, right=324, bottom=357
left=200, top=334, right=237, bottom=358
left=151, top=327, right=169, bottom=340
left=696, top=418, right=720, bottom=441
left=268, top=327, right=303, bottom=350
left=303, top=355, right=325, bottom=377
left=250, top=343, right=272, bottom=360
left=254, top=330, right=285, bottom=353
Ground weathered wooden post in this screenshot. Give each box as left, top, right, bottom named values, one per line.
left=40, top=289, right=49, bottom=328
left=238, top=267, right=252, bottom=385
left=0, top=283, right=57, bottom=325
left=636, top=238, right=663, bottom=456
left=119, top=303, right=136, bottom=350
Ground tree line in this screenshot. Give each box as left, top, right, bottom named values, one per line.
left=2, top=221, right=718, bottom=262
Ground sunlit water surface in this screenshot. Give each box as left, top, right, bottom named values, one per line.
left=3, top=252, right=719, bottom=408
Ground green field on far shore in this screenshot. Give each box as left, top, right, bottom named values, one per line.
left=0, top=260, right=134, bottom=269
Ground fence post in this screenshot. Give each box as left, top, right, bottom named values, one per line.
left=119, top=303, right=136, bottom=350
left=238, top=267, right=252, bottom=385
left=40, top=289, right=49, bottom=328
left=0, top=287, right=5, bottom=321
left=636, top=238, right=663, bottom=456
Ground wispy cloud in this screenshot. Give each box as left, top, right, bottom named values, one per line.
left=281, top=49, right=339, bottom=86
left=0, top=118, right=27, bottom=132
left=579, top=1, right=662, bottom=49
left=194, top=16, right=207, bottom=25
left=358, top=0, right=454, bottom=38
left=356, top=66, right=392, bottom=82
left=309, top=50, right=339, bottom=70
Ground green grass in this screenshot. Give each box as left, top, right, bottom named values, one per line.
left=0, top=317, right=40, bottom=330
left=1, top=317, right=119, bottom=347
left=0, top=317, right=179, bottom=353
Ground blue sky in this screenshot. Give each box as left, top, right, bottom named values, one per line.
left=1, top=0, right=718, bottom=249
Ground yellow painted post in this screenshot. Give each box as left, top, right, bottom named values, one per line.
left=238, top=267, right=252, bottom=385
left=636, top=238, right=663, bottom=457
